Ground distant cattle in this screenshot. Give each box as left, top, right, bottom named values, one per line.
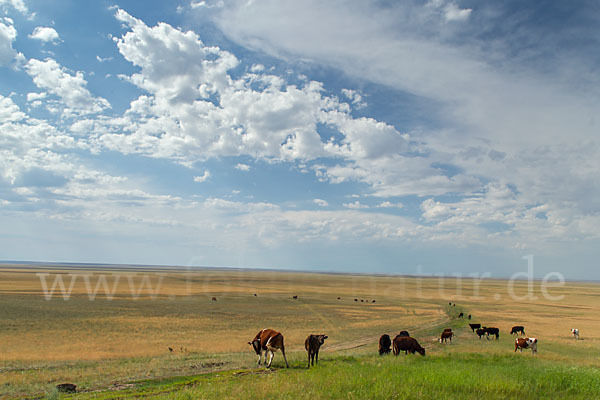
left=249, top=329, right=290, bottom=368
left=354, top=299, right=358, bottom=302
left=168, top=347, right=173, bottom=352
left=305, top=334, right=328, bottom=368
left=379, top=334, right=392, bottom=355
left=515, top=337, right=537, bottom=355
left=254, top=294, right=257, bottom=296
left=458, top=312, right=464, bottom=318
left=337, top=297, right=341, bottom=300
left=212, top=297, right=217, bottom=301
left=393, top=336, right=425, bottom=356
left=476, top=328, right=487, bottom=339
left=56, top=383, right=77, bottom=393
left=510, top=326, right=525, bottom=335
left=440, top=330, right=453, bottom=344
left=449, top=302, right=452, bottom=306
left=469, top=323, right=481, bottom=332
left=572, top=328, right=580, bottom=339
left=398, top=330, right=410, bottom=337
left=361, top=299, right=364, bottom=302
left=468, top=314, right=471, bottom=320
left=453, top=304, right=456, bottom=307
left=372, top=300, right=376, bottom=303
left=484, top=327, right=500, bottom=340
left=292, top=295, right=298, bottom=300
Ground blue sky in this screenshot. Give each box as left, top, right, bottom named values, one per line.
left=1, top=0, right=599, bottom=279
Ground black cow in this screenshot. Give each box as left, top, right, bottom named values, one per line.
left=485, top=327, right=500, bottom=340
left=476, top=328, right=487, bottom=339
left=510, top=326, right=525, bottom=335
left=458, top=312, right=464, bottom=318
left=379, top=334, right=392, bottom=355
left=305, top=334, right=328, bottom=368
left=469, top=323, right=481, bottom=332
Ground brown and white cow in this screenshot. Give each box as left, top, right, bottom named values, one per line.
left=439, top=330, right=453, bottom=344
left=305, top=334, right=328, bottom=368
left=515, top=337, right=538, bottom=355
left=572, top=328, right=580, bottom=339
left=248, top=329, right=290, bottom=368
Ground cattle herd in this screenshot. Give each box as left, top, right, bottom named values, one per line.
left=244, top=303, right=582, bottom=368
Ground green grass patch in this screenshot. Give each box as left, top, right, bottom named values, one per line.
left=62, top=352, right=600, bottom=400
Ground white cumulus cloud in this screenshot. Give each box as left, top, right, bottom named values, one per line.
left=29, top=27, right=60, bottom=43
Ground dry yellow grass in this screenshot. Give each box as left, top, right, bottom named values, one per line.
left=1, top=264, right=600, bottom=398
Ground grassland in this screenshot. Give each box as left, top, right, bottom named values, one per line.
left=1, top=264, right=600, bottom=399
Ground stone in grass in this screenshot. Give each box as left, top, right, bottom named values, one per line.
left=56, top=383, right=77, bottom=393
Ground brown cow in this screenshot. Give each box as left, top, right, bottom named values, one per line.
left=439, top=330, right=453, bottom=343
left=211, top=297, right=217, bottom=301
left=393, top=336, right=425, bottom=356
left=515, top=337, right=537, bottom=355
left=248, top=329, right=290, bottom=368
left=305, top=334, right=328, bottom=368
left=398, top=330, right=410, bottom=337
left=379, top=334, right=392, bottom=355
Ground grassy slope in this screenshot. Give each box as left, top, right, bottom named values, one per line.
left=57, top=309, right=600, bottom=400
left=60, top=352, right=600, bottom=400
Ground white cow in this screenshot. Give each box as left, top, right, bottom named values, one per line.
left=572, top=328, right=580, bottom=340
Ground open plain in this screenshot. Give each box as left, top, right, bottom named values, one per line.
left=1, top=263, right=600, bottom=399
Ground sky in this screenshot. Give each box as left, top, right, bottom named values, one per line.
left=0, top=0, right=599, bottom=279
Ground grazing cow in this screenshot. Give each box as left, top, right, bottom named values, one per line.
left=468, top=314, right=472, bottom=320
left=453, top=304, right=456, bottom=307
left=292, top=295, right=298, bottom=300
left=248, top=329, right=290, bottom=368
left=458, top=312, right=464, bottom=318
left=515, top=337, right=538, bottom=355
left=440, top=330, right=453, bottom=344
left=168, top=347, right=173, bottom=352
left=372, top=300, right=376, bottom=303
left=448, top=302, right=452, bottom=306
left=379, top=334, right=392, bottom=355
left=354, top=298, right=358, bottom=302
left=469, top=323, right=481, bottom=332
left=476, top=328, right=487, bottom=339
left=485, top=327, right=500, bottom=340
left=211, top=297, right=217, bottom=301
left=305, top=334, right=328, bottom=368
left=398, top=330, right=410, bottom=337
left=510, top=326, right=525, bottom=335
left=361, top=299, right=364, bottom=302
left=337, top=297, right=341, bottom=300
left=572, top=328, right=579, bottom=339
left=393, top=336, right=425, bottom=356
left=254, top=294, right=257, bottom=296
left=56, top=383, right=77, bottom=393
